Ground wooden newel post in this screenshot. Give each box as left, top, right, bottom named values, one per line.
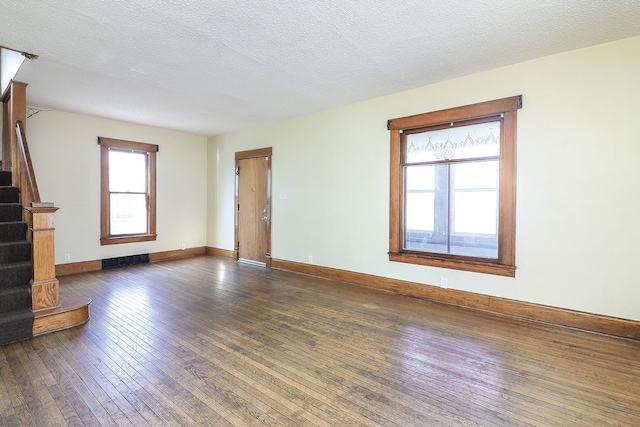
left=25, top=203, right=60, bottom=311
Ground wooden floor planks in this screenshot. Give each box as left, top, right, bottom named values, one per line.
left=1, top=255, right=640, bottom=426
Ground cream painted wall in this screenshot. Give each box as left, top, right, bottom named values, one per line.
left=208, top=36, right=640, bottom=321
left=26, top=110, right=207, bottom=264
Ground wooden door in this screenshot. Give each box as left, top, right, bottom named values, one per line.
left=236, top=149, right=271, bottom=265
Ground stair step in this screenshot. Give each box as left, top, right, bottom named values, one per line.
left=33, top=298, right=91, bottom=336
left=0, top=171, right=11, bottom=186
left=0, top=187, right=19, bottom=203
left=0, top=221, right=27, bottom=243
left=0, top=287, right=31, bottom=313
left=0, top=309, right=34, bottom=345
left=0, top=241, right=31, bottom=263
left=0, top=203, right=23, bottom=223
left=0, top=261, right=32, bottom=290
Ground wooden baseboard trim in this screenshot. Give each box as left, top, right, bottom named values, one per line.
left=270, top=258, right=640, bottom=341
left=56, top=260, right=102, bottom=277
left=205, top=247, right=236, bottom=259
left=150, top=246, right=206, bottom=263
left=56, top=246, right=208, bottom=276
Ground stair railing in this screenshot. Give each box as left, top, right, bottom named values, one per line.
left=15, top=120, right=43, bottom=208
left=14, top=120, right=60, bottom=311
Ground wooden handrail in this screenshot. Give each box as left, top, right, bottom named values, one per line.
left=15, top=119, right=41, bottom=205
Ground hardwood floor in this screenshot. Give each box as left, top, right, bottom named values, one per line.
left=1, top=256, right=639, bottom=426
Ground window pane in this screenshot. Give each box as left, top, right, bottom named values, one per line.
left=405, top=192, right=434, bottom=232
left=110, top=193, right=147, bottom=235
left=404, top=165, right=444, bottom=252
left=403, top=161, right=499, bottom=258
left=451, top=188, right=498, bottom=261
left=453, top=191, right=497, bottom=235
left=452, top=160, right=498, bottom=240
left=405, top=165, right=436, bottom=249
left=109, top=151, right=146, bottom=192
left=405, top=120, right=500, bottom=163
left=405, top=165, right=435, bottom=190
left=453, top=160, right=498, bottom=189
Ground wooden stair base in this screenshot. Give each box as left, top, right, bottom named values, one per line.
left=33, top=297, right=91, bottom=336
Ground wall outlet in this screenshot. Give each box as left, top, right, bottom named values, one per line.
left=64, top=254, right=71, bottom=262
left=440, top=277, right=448, bottom=289
left=181, top=243, right=186, bottom=250
left=308, top=255, right=313, bottom=264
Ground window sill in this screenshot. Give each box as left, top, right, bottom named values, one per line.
left=100, top=234, right=157, bottom=246
left=388, top=252, right=516, bottom=277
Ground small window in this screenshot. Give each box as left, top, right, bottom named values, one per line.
left=99, top=137, right=158, bottom=245
left=388, top=96, right=522, bottom=277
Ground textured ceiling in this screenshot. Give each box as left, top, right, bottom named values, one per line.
left=2, top=0, right=640, bottom=136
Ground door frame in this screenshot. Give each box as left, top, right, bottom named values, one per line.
left=234, top=147, right=272, bottom=266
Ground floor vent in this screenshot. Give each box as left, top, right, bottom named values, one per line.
left=102, top=253, right=150, bottom=270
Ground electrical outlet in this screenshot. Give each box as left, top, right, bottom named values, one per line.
left=181, top=243, right=186, bottom=250
left=64, top=254, right=71, bottom=262
left=308, top=255, right=313, bottom=264
left=440, top=277, right=448, bottom=289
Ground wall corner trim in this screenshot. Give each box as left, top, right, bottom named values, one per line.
left=205, top=247, right=236, bottom=259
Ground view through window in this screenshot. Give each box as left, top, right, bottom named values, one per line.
left=108, top=150, right=148, bottom=235
left=404, top=119, right=500, bottom=258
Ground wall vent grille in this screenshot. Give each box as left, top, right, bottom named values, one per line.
left=102, top=253, right=150, bottom=269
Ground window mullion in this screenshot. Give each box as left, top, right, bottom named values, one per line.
left=447, top=164, right=452, bottom=254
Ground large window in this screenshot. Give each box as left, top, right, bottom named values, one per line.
left=388, top=96, right=521, bottom=276
left=99, top=137, right=158, bottom=245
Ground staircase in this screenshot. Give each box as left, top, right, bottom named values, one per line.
left=0, top=170, right=34, bottom=344
left=2, top=81, right=90, bottom=344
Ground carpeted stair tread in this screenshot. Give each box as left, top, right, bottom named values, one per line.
left=0, top=261, right=32, bottom=290
left=0, top=241, right=31, bottom=263
left=0, top=171, right=11, bottom=186
left=0, top=287, right=31, bottom=313
left=0, top=309, right=34, bottom=346
left=0, top=203, right=23, bottom=222
left=0, top=172, right=34, bottom=345
left=0, top=187, right=19, bottom=203
left=0, top=222, right=27, bottom=243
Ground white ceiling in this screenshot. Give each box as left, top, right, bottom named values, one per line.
left=2, top=0, right=640, bottom=136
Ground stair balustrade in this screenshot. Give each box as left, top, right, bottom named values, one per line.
left=15, top=119, right=61, bottom=312
left=1, top=80, right=90, bottom=342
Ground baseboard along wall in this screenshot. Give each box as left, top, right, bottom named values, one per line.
left=56, top=246, right=640, bottom=340
left=268, top=258, right=640, bottom=341
left=56, top=246, right=208, bottom=276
